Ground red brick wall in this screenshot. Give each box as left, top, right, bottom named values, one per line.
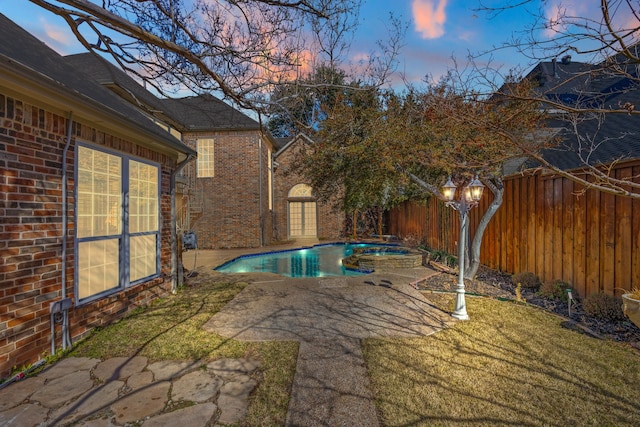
left=273, top=139, right=344, bottom=241
left=182, top=130, right=274, bottom=249
left=0, top=92, right=177, bottom=377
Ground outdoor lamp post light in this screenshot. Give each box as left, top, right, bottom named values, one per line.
left=442, top=176, right=484, bottom=320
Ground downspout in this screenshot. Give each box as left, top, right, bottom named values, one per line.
left=258, top=136, right=264, bottom=246
left=51, top=112, right=74, bottom=355
left=171, top=153, right=196, bottom=293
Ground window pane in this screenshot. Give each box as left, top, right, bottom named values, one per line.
left=130, top=234, right=157, bottom=281
left=197, top=138, right=214, bottom=177
left=78, top=239, right=119, bottom=299
left=289, top=184, right=313, bottom=198
left=289, top=202, right=302, bottom=236
left=129, top=160, right=159, bottom=233
left=77, top=146, right=122, bottom=238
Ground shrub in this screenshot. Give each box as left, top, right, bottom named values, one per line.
left=512, top=272, right=542, bottom=291
left=582, top=293, right=625, bottom=321
left=430, top=250, right=457, bottom=267
left=539, top=280, right=572, bottom=302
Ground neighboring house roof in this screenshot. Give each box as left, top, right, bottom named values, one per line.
left=529, top=56, right=594, bottom=108
left=522, top=54, right=640, bottom=171
left=159, top=95, right=261, bottom=132
left=273, top=137, right=291, bottom=152
left=0, top=13, right=195, bottom=159
left=274, top=133, right=315, bottom=158
left=541, top=113, right=640, bottom=170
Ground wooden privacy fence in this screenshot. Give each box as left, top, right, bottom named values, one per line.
left=386, top=162, right=640, bottom=298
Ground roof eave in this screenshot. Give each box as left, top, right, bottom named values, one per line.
left=0, top=57, right=196, bottom=160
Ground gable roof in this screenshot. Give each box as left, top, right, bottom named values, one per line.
left=0, top=14, right=195, bottom=159
left=274, top=133, right=315, bottom=158
left=159, top=94, right=262, bottom=131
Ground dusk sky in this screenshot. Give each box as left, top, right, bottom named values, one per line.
left=1, top=1, right=604, bottom=89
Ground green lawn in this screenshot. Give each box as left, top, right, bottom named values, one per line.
left=67, top=277, right=640, bottom=426
left=363, top=293, right=640, bottom=426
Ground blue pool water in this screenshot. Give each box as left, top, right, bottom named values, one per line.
left=215, top=243, right=398, bottom=278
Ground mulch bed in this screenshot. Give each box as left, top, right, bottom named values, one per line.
left=418, top=266, right=640, bottom=345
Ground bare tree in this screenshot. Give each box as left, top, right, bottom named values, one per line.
left=28, top=0, right=370, bottom=111
left=475, top=0, right=640, bottom=199
left=266, top=12, right=407, bottom=136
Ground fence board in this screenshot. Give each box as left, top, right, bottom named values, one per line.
left=615, top=167, right=633, bottom=295
left=542, top=178, right=554, bottom=284
left=526, top=175, right=537, bottom=272
left=600, top=191, right=616, bottom=294
left=633, top=165, right=640, bottom=292
left=572, top=178, right=587, bottom=296
left=552, top=178, right=564, bottom=282
left=562, top=179, right=574, bottom=284
left=585, top=179, right=601, bottom=296
left=536, top=174, right=546, bottom=277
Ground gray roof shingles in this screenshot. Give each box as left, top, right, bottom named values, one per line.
left=65, top=52, right=262, bottom=133
left=159, top=95, right=261, bottom=131
left=0, top=13, right=194, bottom=157
left=526, top=55, right=640, bottom=171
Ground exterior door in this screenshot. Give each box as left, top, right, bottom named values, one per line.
left=289, top=201, right=317, bottom=238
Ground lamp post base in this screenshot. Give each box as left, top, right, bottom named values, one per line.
left=451, top=311, right=469, bottom=321
left=452, top=289, right=469, bottom=320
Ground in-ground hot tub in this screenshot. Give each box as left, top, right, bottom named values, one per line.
left=342, top=246, right=424, bottom=270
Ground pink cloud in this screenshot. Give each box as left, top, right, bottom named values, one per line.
left=35, top=18, right=82, bottom=55
left=412, top=0, right=447, bottom=39
left=543, top=1, right=598, bottom=38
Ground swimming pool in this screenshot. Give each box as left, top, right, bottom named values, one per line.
left=215, top=243, right=399, bottom=278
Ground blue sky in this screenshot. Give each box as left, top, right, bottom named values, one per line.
left=351, top=0, right=604, bottom=86
left=0, top=1, right=603, bottom=89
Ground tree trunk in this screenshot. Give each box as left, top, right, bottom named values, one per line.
left=401, top=169, right=504, bottom=280
left=465, top=178, right=504, bottom=279
left=352, top=210, right=358, bottom=239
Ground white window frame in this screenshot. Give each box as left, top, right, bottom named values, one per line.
left=197, top=138, right=215, bottom=178
left=75, top=143, right=161, bottom=304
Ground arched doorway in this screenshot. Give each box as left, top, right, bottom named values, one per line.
left=288, top=184, right=317, bottom=238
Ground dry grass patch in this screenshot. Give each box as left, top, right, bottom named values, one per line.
left=69, top=275, right=298, bottom=426
left=363, top=294, right=640, bottom=427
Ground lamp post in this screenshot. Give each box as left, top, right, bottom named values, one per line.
left=442, top=176, right=485, bottom=320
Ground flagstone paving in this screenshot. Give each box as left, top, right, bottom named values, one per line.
left=0, top=356, right=260, bottom=426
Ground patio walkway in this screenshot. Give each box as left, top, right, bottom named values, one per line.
left=201, top=272, right=450, bottom=427
left=190, top=242, right=452, bottom=426
left=0, top=242, right=451, bottom=426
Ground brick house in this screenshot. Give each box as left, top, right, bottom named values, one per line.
left=65, top=54, right=281, bottom=249
left=273, top=133, right=345, bottom=241
left=65, top=53, right=347, bottom=249
left=0, top=14, right=196, bottom=376
left=159, top=95, right=278, bottom=249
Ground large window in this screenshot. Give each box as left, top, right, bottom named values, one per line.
left=197, top=138, right=214, bottom=177
left=76, top=144, right=160, bottom=303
